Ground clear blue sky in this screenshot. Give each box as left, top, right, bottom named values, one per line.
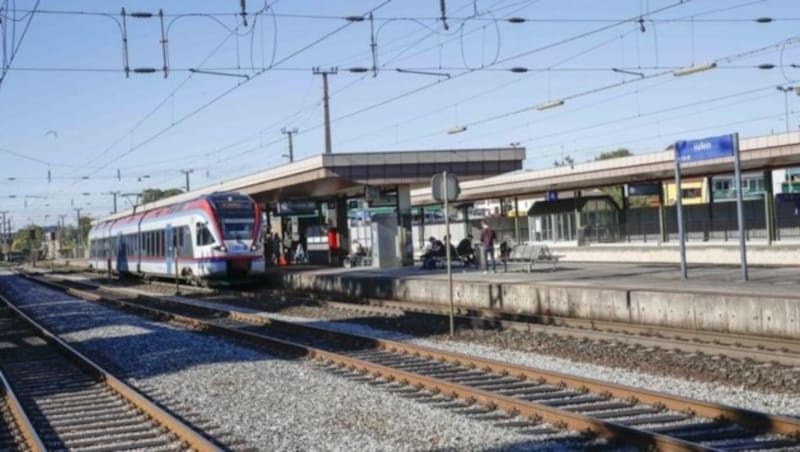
left=1, top=0, right=798, bottom=228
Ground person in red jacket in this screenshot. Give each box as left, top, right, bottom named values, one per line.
left=479, top=221, right=496, bottom=273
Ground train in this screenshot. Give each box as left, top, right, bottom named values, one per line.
left=88, top=191, right=265, bottom=283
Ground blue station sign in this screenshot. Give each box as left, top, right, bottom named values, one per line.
left=675, top=134, right=735, bottom=164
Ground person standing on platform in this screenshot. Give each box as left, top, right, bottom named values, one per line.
left=479, top=221, right=496, bottom=274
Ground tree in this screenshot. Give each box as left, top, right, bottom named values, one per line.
left=592, top=148, right=651, bottom=208
left=594, top=148, right=632, bottom=161
left=553, top=155, right=575, bottom=168
left=140, top=188, right=183, bottom=204
left=78, top=216, right=93, bottom=245
left=11, top=225, right=43, bottom=252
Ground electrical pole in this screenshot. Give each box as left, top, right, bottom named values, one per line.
left=104, top=191, right=121, bottom=214
left=777, top=85, right=796, bottom=134
left=312, top=67, right=337, bottom=154
left=0, top=211, right=7, bottom=261
left=75, top=208, right=82, bottom=259
left=58, top=214, right=67, bottom=259
left=281, top=127, right=298, bottom=162
left=180, top=169, right=193, bottom=192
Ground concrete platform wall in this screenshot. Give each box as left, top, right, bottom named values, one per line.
left=551, top=243, right=800, bottom=266
left=274, top=272, right=800, bottom=340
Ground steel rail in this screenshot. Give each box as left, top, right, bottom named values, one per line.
left=248, top=286, right=800, bottom=362
left=317, top=298, right=800, bottom=366
left=0, top=291, right=222, bottom=452
left=42, top=270, right=800, bottom=361
left=25, top=274, right=800, bottom=451
left=0, top=371, right=45, bottom=452
left=31, top=282, right=711, bottom=451
left=75, top=268, right=796, bottom=361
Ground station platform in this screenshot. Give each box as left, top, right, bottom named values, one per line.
left=268, top=262, right=800, bottom=340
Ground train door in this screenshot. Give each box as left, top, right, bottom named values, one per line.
left=165, top=224, right=173, bottom=275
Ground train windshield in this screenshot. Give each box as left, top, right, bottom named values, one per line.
left=222, top=221, right=254, bottom=240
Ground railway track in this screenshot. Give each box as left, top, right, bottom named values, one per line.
left=38, top=268, right=800, bottom=367
left=0, top=292, right=221, bottom=451
left=26, top=273, right=800, bottom=451
left=1, top=369, right=43, bottom=452
left=304, top=295, right=800, bottom=367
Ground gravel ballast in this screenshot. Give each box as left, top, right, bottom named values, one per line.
left=0, top=273, right=601, bottom=451
left=260, top=310, right=800, bottom=419
left=70, top=272, right=800, bottom=396
left=44, top=272, right=800, bottom=417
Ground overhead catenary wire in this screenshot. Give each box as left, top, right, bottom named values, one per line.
left=530, top=109, right=798, bottom=166
left=4, top=5, right=798, bottom=24
left=332, top=0, right=775, bottom=148
left=10, top=0, right=791, bottom=220
left=178, top=0, right=692, bottom=185
left=184, top=0, right=535, bottom=176
left=23, top=0, right=390, bottom=216
left=91, top=1, right=394, bottom=174
left=87, top=0, right=395, bottom=192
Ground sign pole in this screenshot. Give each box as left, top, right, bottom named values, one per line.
left=732, top=133, right=749, bottom=281
left=674, top=154, right=688, bottom=279
left=444, top=170, right=455, bottom=337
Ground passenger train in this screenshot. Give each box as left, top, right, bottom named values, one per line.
left=88, top=191, right=265, bottom=282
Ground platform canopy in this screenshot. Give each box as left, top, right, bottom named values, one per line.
left=98, top=147, right=525, bottom=223
left=411, top=131, right=800, bottom=205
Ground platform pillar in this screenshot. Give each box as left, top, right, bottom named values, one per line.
left=334, top=196, right=349, bottom=262
left=461, top=205, right=470, bottom=240
left=764, top=170, right=776, bottom=244
left=659, top=184, right=667, bottom=243
left=418, top=206, right=425, bottom=250
left=396, top=184, right=414, bottom=266
left=513, top=197, right=521, bottom=244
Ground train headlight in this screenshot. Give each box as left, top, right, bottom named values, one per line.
left=250, top=243, right=261, bottom=252
left=213, top=245, right=228, bottom=252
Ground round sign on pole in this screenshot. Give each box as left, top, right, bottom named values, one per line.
left=431, top=173, right=460, bottom=203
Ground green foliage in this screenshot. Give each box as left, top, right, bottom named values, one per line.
left=11, top=225, right=43, bottom=252
left=594, top=148, right=632, bottom=161
left=140, top=188, right=184, bottom=204
left=591, top=148, right=634, bottom=208
left=553, top=156, right=575, bottom=168
left=78, top=216, right=92, bottom=244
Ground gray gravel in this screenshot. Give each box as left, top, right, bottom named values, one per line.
left=242, top=309, right=800, bottom=419
left=43, top=272, right=800, bottom=417
left=0, top=273, right=605, bottom=451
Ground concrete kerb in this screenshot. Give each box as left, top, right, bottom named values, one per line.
left=271, top=271, right=800, bottom=340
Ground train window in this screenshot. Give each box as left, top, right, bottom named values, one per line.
left=196, top=223, right=214, bottom=246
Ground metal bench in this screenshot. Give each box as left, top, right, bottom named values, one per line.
left=503, top=244, right=562, bottom=272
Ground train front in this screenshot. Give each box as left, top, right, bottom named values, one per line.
left=208, top=192, right=265, bottom=278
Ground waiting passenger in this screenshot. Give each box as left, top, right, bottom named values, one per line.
left=422, top=236, right=445, bottom=269
left=294, top=243, right=307, bottom=264
left=457, top=235, right=475, bottom=266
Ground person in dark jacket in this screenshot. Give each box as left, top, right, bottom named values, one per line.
left=457, top=235, right=475, bottom=266
left=479, top=222, right=496, bottom=273
left=422, top=236, right=445, bottom=269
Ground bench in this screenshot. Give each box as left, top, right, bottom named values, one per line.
left=502, top=244, right=563, bottom=272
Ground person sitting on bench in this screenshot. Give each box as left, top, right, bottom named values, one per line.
left=422, top=236, right=445, bottom=269
left=457, top=235, right=475, bottom=266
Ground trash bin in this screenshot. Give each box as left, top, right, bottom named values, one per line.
left=577, top=226, right=588, bottom=246
left=474, top=243, right=485, bottom=269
